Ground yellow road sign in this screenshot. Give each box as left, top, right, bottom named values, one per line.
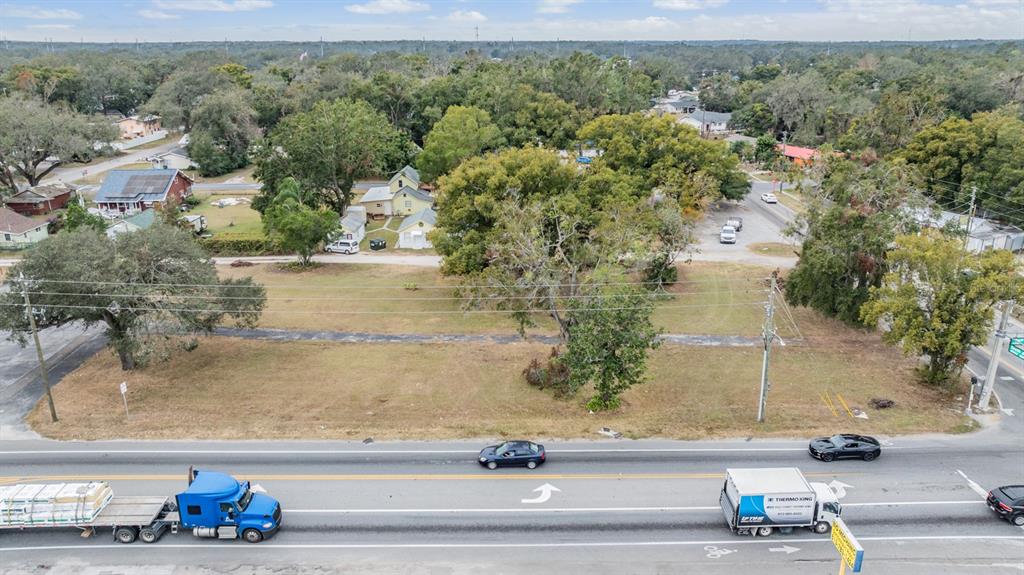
left=831, top=517, right=864, bottom=573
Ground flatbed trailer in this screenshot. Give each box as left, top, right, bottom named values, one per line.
left=1, top=469, right=281, bottom=544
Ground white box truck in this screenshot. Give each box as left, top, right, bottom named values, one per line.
left=720, top=467, right=841, bottom=536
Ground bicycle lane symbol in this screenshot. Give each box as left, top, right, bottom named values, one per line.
left=704, top=545, right=737, bottom=559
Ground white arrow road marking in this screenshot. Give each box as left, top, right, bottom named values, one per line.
left=250, top=483, right=267, bottom=493
left=955, top=470, right=989, bottom=498
left=769, top=545, right=800, bottom=554
left=521, top=483, right=560, bottom=504
left=828, top=480, right=854, bottom=499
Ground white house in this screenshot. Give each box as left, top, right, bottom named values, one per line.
left=397, top=207, right=436, bottom=250
left=339, top=205, right=367, bottom=243
left=150, top=147, right=193, bottom=171
left=679, top=110, right=732, bottom=135
left=358, top=165, right=432, bottom=218
left=908, top=207, right=1024, bottom=253
left=0, top=207, right=48, bottom=249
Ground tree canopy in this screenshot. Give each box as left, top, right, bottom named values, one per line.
left=416, top=105, right=503, bottom=183
left=0, top=227, right=266, bottom=371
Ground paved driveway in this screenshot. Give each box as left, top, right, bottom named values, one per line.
left=691, top=187, right=799, bottom=268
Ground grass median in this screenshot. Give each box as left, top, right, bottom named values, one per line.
left=29, top=334, right=968, bottom=441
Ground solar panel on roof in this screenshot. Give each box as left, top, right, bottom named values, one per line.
left=106, top=174, right=171, bottom=199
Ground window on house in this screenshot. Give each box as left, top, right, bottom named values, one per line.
left=405, top=200, right=412, bottom=208
left=398, top=180, right=403, bottom=188
left=376, top=203, right=382, bottom=207
left=3, top=234, right=10, bottom=241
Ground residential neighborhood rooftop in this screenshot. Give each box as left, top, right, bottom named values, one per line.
left=0, top=206, right=46, bottom=234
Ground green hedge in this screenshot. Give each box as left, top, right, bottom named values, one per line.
left=198, top=233, right=282, bottom=256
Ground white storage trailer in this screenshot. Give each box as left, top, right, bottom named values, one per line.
left=720, top=467, right=841, bottom=536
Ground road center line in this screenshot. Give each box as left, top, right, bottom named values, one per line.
left=3, top=535, right=1020, bottom=553
left=0, top=447, right=912, bottom=455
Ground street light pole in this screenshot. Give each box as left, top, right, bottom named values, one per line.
left=19, top=272, right=58, bottom=423
left=979, top=300, right=1014, bottom=410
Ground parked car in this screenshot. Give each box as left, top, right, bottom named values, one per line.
left=719, top=225, right=737, bottom=244
left=325, top=239, right=359, bottom=254
left=760, top=193, right=778, bottom=204
left=987, top=485, right=1024, bottom=526
left=726, top=216, right=743, bottom=231
left=808, top=434, right=881, bottom=462
left=478, top=441, right=546, bottom=470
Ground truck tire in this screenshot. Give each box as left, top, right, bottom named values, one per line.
left=115, top=526, right=138, bottom=544
left=756, top=526, right=773, bottom=537
left=242, top=528, right=264, bottom=543
left=813, top=521, right=831, bottom=534
left=139, top=527, right=160, bottom=543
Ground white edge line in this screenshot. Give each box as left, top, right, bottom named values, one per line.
left=956, top=469, right=991, bottom=498
left=289, top=501, right=984, bottom=513
left=3, top=535, right=1021, bottom=553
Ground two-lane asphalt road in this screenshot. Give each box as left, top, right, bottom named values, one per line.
left=3, top=437, right=1022, bottom=574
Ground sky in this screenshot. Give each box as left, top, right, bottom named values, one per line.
left=0, top=0, right=1022, bottom=43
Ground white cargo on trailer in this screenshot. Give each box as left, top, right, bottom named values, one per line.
left=0, top=482, right=114, bottom=527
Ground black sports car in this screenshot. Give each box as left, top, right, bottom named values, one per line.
left=478, top=441, right=546, bottom=470
left=808, top=434, right=881, bottom=462
left=987, top=485, right=1024, bottom=526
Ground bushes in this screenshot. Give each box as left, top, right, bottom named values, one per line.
left=198, top=234, right=281, bottom=256
left=522, top=347, right=573, bottom=397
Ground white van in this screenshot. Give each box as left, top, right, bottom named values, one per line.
left=325, top=239, right=360, bottom=254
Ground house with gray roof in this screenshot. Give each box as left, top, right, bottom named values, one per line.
left=679, top=110, right=732, bottom=136
left=105, top=209, right=158, bottom=238
left=94, top=169, right=193, bottom=214
left=397, top=207, right=437, bottom=250
left=359, top=165, right=432, bottom=218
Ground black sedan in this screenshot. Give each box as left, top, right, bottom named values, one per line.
left=478, top=441, right=546, bottom=470
left=987, top=485, right=1024, bottom=526
left=808, top=434, right=881, bottom=462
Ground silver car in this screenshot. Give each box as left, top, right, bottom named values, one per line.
left=719, top=225, right=737, bottom=244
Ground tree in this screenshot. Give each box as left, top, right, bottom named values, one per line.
left=187, top=89, right=261, bottom=177
left=212, top=63, right=253, bottom=89
left=860, top=229, right=1022, bottom=384
left=431, top=147, right=578, bottom=276
left=578, top=113, right=749, bottom=202
left=0, top=96, right=117, bottom=191
left=0, top=227, right=265, bottom=371
left=144, top=67, right=230, bottom=130
left=563, top=287, right=660, bottom=411
left=416, top=106, right=503, bottom=182
left=263, top=179, right=340, bottom=266
left=254, top=99, right=406, bottom=215
left=785, top=160, right=921, bottom=324
left=754, top=133, right=778, bottom=167
left=61, top=201, right=106, bottom=234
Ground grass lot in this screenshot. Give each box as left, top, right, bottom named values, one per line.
left=218, top=261, right=801, bottom=338
left=29, top=335, right=968, bottom=441
left=775, top=191, right=806, bottom=214
left=184, top=166, right=257, bottom=184
left=748, top=242, right=799, bottom=258
left=191, top=195, right=263, bottom=236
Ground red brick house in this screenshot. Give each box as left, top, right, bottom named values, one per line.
left=94, top=169, right=193, bottom=213
left=3, top=183, right=76, bottom=216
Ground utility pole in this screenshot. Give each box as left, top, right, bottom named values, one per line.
left=19, top=273, right=58, bottom=423
left=320, top=36, right=324, bottom=58
left=979, top=300, right=1014, bottom=410
left=474, top=26, right=479, bottom=42
left=757, top=272, right=778, bottom=423
left=964, top=186, right=978, bottom=249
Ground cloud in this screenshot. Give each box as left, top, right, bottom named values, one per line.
left=0, top=6, right=82, bottom=19
left=153, top=0, right=273, bottom=12
left=345, top=0, right=430, bottom=14
left=624, top=16, right=677, bottom=30
left=27, top=23, right=74, bottom=29
left=537, top=0, right=582, bottom=14
left=653, top=0, right=727, bottom=9
left=138, top=9, right=182, bottom=20
left=447, top=9, right=486, bottom=22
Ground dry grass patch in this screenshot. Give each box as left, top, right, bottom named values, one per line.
left=30, top=335, right=967, bottom=441
left=748, top=242, right=798, bottom=258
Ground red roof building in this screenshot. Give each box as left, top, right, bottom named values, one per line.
left=777, top=144, right=820, bottom=167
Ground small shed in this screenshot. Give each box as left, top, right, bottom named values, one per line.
left=397, top=207, right=437, bottom=250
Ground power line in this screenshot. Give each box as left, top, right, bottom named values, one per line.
left=20, top=289, right=765, bottom=303
left=0, top=301, right=768, bottom=316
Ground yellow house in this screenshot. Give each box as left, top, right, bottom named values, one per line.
left=359, top=165, right=433, bottom=218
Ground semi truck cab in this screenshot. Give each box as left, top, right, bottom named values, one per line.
left=176, top=469, right=281, bottom=543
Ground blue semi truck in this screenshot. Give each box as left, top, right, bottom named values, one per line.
left=0, top=468, right=282, bottom=544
